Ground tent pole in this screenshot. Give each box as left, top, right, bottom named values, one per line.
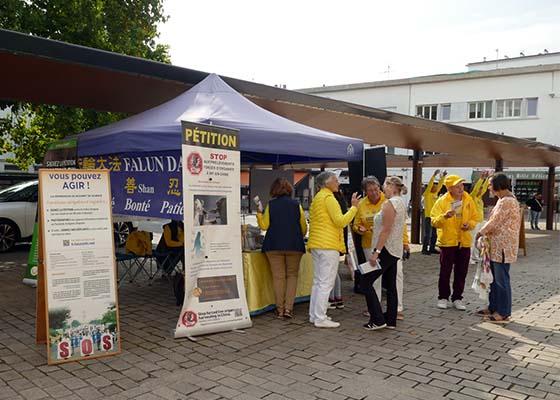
left=411, top=150, right=423, bottom=244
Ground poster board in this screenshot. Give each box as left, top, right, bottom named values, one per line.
left=175, top=121, right=252, bottom=338
left=38, top=169, right=120, bottom=364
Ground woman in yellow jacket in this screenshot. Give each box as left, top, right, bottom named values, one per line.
left=308, top=171, right=360, bottom=328
left=469, top=170, right=490, bottom=264
left=431, top=175, right=477, bottom=311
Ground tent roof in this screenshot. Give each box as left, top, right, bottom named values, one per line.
left=76, top=74, right=363, bottom=164
left=1, top=29, right=559, bottom=168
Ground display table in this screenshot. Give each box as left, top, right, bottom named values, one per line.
left=242, top=252, right=314, bottom=316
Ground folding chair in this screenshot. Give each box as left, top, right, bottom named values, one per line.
left=116, top=231, right=153, bottom=286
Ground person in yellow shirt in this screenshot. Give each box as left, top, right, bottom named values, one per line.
left=431, top=175, right=477, bottom=311
left=353, top=176, right=410, bottom=320
left=422, top=169, right=446, bottom=255
left=308, top=171, right=360, bottom=328
left=469, top=170, right=490, bottom=264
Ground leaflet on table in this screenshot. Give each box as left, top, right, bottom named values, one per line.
left=175, top=121, right=252, bottom=338
left=39, top=169, right=120, bottom=364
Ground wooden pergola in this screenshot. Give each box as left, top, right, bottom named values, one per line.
left=1, top=28, right=559, bottom=241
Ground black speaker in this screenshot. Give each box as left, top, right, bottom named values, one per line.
left=365, top=147, right=387, bottom=184
left=347, top=160, right=363, bottom=195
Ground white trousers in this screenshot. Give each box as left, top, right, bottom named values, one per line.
left=364, top=247, right=404, bottom=312
left=309, top=249, right=340, bottom=323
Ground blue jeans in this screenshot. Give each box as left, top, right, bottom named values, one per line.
left=529, top=210, right=541, bottom=229
left=422, top=217, right=437, bottom=252
left=489, top=261, right=511, bottom=318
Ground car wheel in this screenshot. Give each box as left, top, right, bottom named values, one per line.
left=114, top=222, right=134, bottom=247
left=0, top=219, right=19, bottom=252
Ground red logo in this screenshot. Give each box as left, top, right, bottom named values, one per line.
left=181, top=311, right=198, bottom=327
left=186, top=152, right=203, bottom=175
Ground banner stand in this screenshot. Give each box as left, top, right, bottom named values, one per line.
left=175, top=121, right=252, bottom=338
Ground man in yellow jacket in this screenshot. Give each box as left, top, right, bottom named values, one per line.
left=422, top=169, right=446, bottom=255
left=308, top=171, right=360, bottom=328
left=469, top=170, right=490, bottom=264
left=431, top=175, right=477, bottom=311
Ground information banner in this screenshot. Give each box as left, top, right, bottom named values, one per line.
left=77, top=151, right=183, bottom=220
left=175, top=122, right=252, bottom=337
left=39, top=169, right=120, bottom=364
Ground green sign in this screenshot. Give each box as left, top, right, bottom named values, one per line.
left=22, top=223, right=39, bottom=287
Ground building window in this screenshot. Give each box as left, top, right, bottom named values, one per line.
left=527, top=98, right=538, bottom=116
left=496, top=99, right=522, bottom=118
left=440, top=104, right=451, bottom=120
left=416, top=105, right=438, bottom=120
left=468, top=101, right=492, bottom=119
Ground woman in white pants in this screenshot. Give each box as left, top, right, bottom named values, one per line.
left=307, top=171, right=360, bottom=328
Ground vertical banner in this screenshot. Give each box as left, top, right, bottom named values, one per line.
left=38, top=169, right=120, bottom=364
left=175, top=122, right=252, bottom=338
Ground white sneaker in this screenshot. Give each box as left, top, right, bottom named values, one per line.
left=309, top=316, right=332, bottom=323
left=437, top=299, right=448, bottom=309
left=314, top=319, right=340, bottom=328
left=453, top=300, right=466, bottom=311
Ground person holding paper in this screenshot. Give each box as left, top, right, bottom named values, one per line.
left=469, top=170, right=491, bottom=264
left=422, top=169, right=447, bottom=255
left=256, top=178, right=307, bottom=319
left=431, top=175, right=477, bottom=311
left=308, top=171, right=360, bottom=328
left=475, top=173, right=520, bottom=323
left=354, top=176, right=410, bottom=321
left=362, top=176, right=407, bottom=331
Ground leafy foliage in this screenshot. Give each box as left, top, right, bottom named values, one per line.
left=0, top=0, right=170, bottom=168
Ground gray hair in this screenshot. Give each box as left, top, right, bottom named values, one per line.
left=315, top=171, right=336, bottom=189
left=361, top=175, right=380, bottom=191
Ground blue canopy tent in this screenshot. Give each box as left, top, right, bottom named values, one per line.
left=78, top=74, right=362, bottom=164
left=75, top=74, right=363, bottom=219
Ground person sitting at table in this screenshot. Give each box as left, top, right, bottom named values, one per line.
left=256, top=178, right=307, bottom=319
left=156, top=220, right=185, bottom=274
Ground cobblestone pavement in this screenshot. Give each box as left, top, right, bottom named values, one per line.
left=1, top=228, right=559, bottom=400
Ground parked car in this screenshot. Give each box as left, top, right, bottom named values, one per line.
left=0, top=180, right=134, bottom=252
left=0, top=180, right=38, bottom=252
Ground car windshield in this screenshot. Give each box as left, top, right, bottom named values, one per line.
left=0, top=180, right=38, bottom=202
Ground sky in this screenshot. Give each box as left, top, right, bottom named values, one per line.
left=158, top=0, right=560, bottom=89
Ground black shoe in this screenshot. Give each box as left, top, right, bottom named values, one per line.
left=422, top=250, right=431, bottom=255
left=430, top=249, right=440, bottom=254
left=363, top=322, right=387, bottom=331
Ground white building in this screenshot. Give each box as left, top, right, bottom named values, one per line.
left=301, top=52, right=560, bottom=204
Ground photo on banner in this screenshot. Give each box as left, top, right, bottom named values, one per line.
left=38, top=169, right=120, bottom=364
left=175, top=121, right=252, bottom=338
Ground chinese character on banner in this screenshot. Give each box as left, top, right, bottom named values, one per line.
left=81, top=157, right=96, bottom=170
left=167, top=178, right=181, bottom=197
left=125, top=177, right=137, bottom=194
left=97, top=157, right=108, bottom=169
left=108, top=156, right=121, bottom=172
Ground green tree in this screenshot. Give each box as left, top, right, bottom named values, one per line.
left=71, top=319, right=80, bottom=328
left=0, top=0, right=170, bottom=168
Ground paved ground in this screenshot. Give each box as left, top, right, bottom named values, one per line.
left=1, top=227, right=559, bottom=400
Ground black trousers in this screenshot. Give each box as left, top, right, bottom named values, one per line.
left=360, top=247, right=399, bottom=327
